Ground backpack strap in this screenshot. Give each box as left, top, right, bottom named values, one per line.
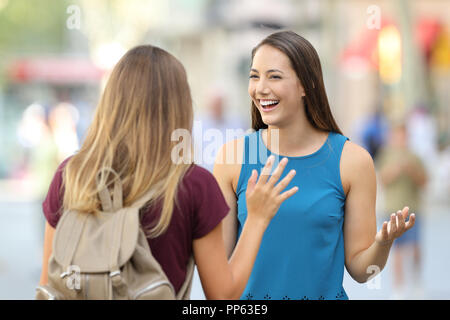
left=108, top=209, right=126, bottom=285
left=96, top=167, right=123, bottom=212
left=96, top=168, right=166, bottom=287
left=59, top=211, right=89, bottom=279
left=95, top=167, right=127, bottom=286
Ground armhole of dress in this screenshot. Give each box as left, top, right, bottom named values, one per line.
left=235, top=134, right=249, bottom=196
left=337, top=135, right=350, bottom=199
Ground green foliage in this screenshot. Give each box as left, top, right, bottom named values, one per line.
left=0, top=0, right=73, bottom=55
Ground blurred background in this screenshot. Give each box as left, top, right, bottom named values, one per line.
left=0, top=0, right=449, bottom=300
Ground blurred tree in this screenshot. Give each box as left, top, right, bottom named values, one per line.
left=0, top=0, right=70, bottom=55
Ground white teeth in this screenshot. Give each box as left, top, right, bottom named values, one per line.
left=260, top=100, right=279, bottom=106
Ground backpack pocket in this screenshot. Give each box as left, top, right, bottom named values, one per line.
left=35, top=285, right=64, bottom=300
left=133, top=280, right=175, bottom=300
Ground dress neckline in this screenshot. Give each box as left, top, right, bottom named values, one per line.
left=258, top=129, right=332, bottom=160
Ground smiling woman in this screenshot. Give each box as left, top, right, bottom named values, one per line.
left=248, top=32, right=342, bottom=136
left=213, top=31, right=416, bottom=300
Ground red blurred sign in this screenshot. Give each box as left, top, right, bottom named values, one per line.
left=340, top=19, right=395, bottom=72
left=7, top=58, right=105, bottom=84
left=340, top=16, right=444, bottom=72
left=416, top=18, right=443, bottom=63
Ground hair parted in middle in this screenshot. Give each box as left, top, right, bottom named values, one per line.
left=250, top=30, right=343, bottom=135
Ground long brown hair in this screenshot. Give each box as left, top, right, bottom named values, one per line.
left=63, top=45, right=193, bottom=238
left=251, top=31, right=342, bottom=135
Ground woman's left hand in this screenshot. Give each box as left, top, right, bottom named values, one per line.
left=375, top=206, right=415, bottom=246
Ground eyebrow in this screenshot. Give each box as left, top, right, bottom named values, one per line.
left=250, top=68, right=284, bottom=74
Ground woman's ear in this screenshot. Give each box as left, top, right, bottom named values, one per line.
left=298, top=82, right=306, bottom=97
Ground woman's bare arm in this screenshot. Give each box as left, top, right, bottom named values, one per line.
left=195, top=155, right=298, bottom=299
left=342, top=142, right=415, bottom=283
left=213, top=138, right=244, bottom=258
left=39, top=222, right=55, bottom=286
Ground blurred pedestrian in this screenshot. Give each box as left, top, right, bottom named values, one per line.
left=377, top=122, right=428, bottom=299
left=193, top=88, right=246, bottom=172
left=17, top=103, right=59, bottom=246
left=48, top=101, right=80, bottom=162
left=360, top=108, right=389, bottom=161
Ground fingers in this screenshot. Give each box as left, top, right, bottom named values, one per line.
left=401, top=206, right=409, bottom=221
left=258, top=155, right=275, bottom=185
left=274, top=169, right=297, bottom=194
left=267, top=157, right=288, bottom=187
left=278, top=186, right=299, bottom=202
left=397, top=210, right=405, bottom=232
left=381, top=221, right=388, bottom=240
left=389, top=213, right=397, bottom=235
left=400, top=206, right=417, bottom=231
left=387, top=207, right=415, bottom=238
left=379, top=207, right=415, bottom=246
left=405, top=213, right=416, bottom=231
left=250, top=155, right=298, bottom=206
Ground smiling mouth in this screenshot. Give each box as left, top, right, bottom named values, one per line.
left=259, top=99, right=280, bottom=112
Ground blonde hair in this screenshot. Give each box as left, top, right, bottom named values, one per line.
left=62, top=45, right=193, bottom=238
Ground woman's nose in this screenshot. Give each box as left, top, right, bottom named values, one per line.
left=256, top=78, right=270, bottom=95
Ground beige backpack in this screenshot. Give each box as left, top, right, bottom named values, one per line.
left=35, top=168, right=194, bottom=300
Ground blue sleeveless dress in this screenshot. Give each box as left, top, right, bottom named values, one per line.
left=236, top=129, right=349, bottom=300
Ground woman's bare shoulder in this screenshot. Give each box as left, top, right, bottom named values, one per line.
left=343, top=141, right=374, bottom=166
left=214, top=137, right=245, bottom=192
left=340, top=141, right=375, bottom=195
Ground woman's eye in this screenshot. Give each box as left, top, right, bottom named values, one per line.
left=249, top=74, right=258, bottom=79
left=270, top=75, right=281, bottom=79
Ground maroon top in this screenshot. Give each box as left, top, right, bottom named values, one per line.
left=42, top=159, right=230, bottom=294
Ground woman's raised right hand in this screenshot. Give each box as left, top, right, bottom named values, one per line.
left=245, top=155, right=298, bottom=225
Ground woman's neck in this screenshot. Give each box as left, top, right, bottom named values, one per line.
left=264, top=121, right=328, bottom=157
